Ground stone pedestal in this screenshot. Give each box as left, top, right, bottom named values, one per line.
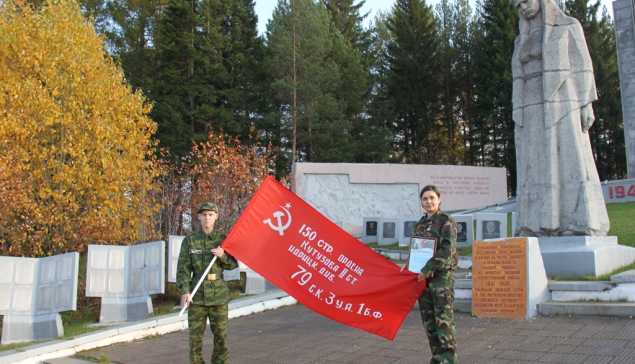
left=1, top=313, right=63, bottom=344
left=244, top=269, right=266, bottom=294
left=526, top=238, right=552, bottom=317
left=472, top=238, right=550, bottom=319
left=99, top=296, right=153, bottom=323
left=538, top=236, right=635, bottom=278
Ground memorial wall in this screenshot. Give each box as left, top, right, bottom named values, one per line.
left=292, top=163, right=508, bottom=233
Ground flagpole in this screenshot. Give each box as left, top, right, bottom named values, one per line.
left=179, top=255, right=218, bottom=316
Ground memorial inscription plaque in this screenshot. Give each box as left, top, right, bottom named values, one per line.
left=472, top=238, right=527, bottom=319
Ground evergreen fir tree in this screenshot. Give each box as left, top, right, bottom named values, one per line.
left=471, top=0, right=518, bottom=194
left=266, top=0, right=366, bottom=164
left=385, top=0, right=444, bottom=164
left=151, top=0, right=266, bottom=157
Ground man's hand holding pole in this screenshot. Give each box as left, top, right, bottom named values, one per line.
left=179, top=255, right=218, bottom=316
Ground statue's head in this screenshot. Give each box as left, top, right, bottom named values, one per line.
left=512, top=0, right=541, bottom=19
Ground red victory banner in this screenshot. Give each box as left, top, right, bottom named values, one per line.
left=223, top=176, right=426, bottom=340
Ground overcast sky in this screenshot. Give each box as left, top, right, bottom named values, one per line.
left=254, top=0, right=617, bottom=35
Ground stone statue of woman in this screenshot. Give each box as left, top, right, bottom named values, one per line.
left=511, top=0, right=610, bottom=236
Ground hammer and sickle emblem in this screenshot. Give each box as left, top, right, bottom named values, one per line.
left=263, top=205, right=292, bottom=236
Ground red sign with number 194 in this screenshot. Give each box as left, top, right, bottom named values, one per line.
left=608, top=184, right=635, bottom=199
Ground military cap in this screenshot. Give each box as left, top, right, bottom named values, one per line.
left=197, top=201, right=219, bottom=214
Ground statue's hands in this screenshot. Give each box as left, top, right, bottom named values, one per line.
left=581, top=104, right=595, bottom=133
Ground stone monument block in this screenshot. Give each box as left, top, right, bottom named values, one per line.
left=453, top=214, right=474, bottom=247
left=538, top=236, right=635, bottom=277
left=476, top=213, right=507, bottom=240
left=167, top=235, right=241, bottom=283
left=86, top=241, right=165, bottom=323
left=236, top=260, right=265, bottom=294
left=223, top=267, right=241, bottom=281
left=0, top=252, right=79, bottom=344
left=244, top=269, right=266, bottom=295
left=361, top=217, right=380, bottom=244
left=378, top=217, right=401, bottom=245
left=398, top=217, right=420, bottom=247
left=167, top=235, right=184, bottom=283
left=613, top=0, right=635, bottom=178
left=472, top=238, right=550, bottom=319
left=292, top=163, right=508, bottom=234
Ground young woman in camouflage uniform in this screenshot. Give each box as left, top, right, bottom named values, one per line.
left=412, top=185, right=458, bottom=364
left=177, top=202, right=239, bottom=364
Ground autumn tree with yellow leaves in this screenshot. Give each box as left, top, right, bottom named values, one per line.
left=0, top=0, right=159, bottom=256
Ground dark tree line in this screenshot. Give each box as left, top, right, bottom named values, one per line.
left=75, top=0, right=626, bottom=193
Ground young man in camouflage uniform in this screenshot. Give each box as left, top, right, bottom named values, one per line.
left=177, top=202, right=239, bottom=364
left=411, top=185, right=458, bottom=364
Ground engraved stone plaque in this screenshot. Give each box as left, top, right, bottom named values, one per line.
left=472, top=239, right=527, bottom=318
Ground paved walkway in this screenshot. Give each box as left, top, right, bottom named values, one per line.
left=78, top=304, right=635, bottom=364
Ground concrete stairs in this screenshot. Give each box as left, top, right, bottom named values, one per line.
left=452, top=271, right=635, bottom=318
left=539, top=279, right=635, bottom=317
left=375, top=247, right=635, bottom=318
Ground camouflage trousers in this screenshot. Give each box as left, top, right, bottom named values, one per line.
left=188, top=303, right=229, bottom=364
left=418, top=274, right=457, bottom=364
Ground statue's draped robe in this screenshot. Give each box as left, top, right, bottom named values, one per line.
left=512, top=0, right=609, bottom=236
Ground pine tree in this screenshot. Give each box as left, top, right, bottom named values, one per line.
left=471, top=0, right=518, bottom=194
left=105, top=0, right=165, bottom=92
left=324, top=0, right=387, bottom=163
left=151, top=0, right=265, bottom=157
left=266, top=0, right=361, bottom=164
left=364, top=12, right=396, bottom=163
left=151, top=0, right=200, bottom=156
left=324, top=0, right=371, bottom=51
left=385, top=0, right=444, bottom=164
left=435, top=0, right=475, bottom=165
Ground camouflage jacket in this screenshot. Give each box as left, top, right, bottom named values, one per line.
left=176, top=229, right=239, bottom=306
left=412, top=211, right=458, bottom=278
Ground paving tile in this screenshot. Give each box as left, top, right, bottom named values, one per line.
left=69, top=305, right=635, bottom=364
left=514, top=350, right=548, bottom=361
left=609, top=357, right=635, bottom=364
left=591, top=339, right=630, bottom=348
left=539, top=336, right=571, bottom=345
left=546, top=352, right=591, bottom=363
left=464, top=356, right=508, bottom=364
left=551, top=344, right=579, bottom=354
left=599, top=347, right=630, bottom=356
left=581, top=355, right=614, bottom=364
left=494, top=349, right=525, bottom=360
left=556, top=337, right=592, bottom=346
left=617, top=347, right=635, bottom=356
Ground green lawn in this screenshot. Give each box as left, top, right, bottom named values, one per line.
left=607, top=201, right=635, bottom=248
